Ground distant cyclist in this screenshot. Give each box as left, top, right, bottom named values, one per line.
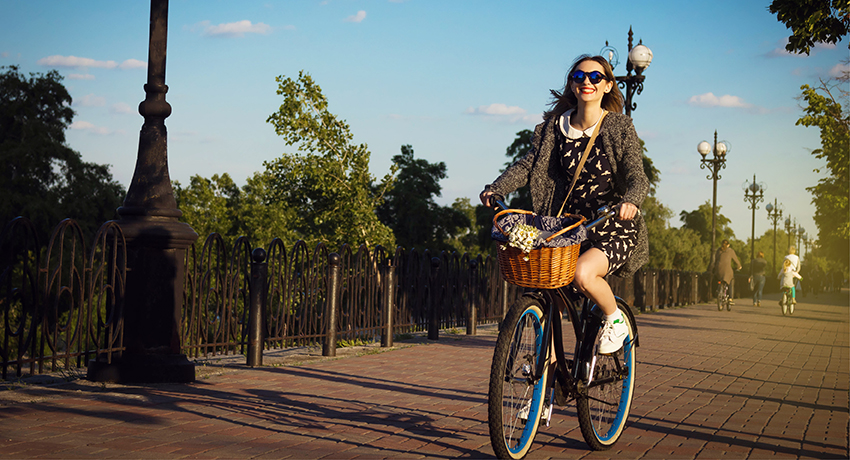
left=784, top=246, right=801, bottom=302
left=714, top=240, right=742, bottom=299
left=750, top=251, right=768, bottom=306
left=778, top=258, right=802, bottom=304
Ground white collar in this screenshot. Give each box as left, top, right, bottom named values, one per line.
left=559, top=109, right=606, bottom=139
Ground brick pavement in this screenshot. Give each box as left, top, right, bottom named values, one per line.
left=1, top=289, right=847, bottom=459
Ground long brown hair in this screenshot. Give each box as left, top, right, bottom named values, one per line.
left=543, top=54, right=624, bottom=120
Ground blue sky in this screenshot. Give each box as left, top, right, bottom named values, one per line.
left=2, top=0, right=847, bottom=245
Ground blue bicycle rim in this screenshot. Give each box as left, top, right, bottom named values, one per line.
left=593, top=327, right=634, bottom=443
left=508, top=307, right=546, bottom=455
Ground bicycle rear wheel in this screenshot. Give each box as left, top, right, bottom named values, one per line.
left=717, top=284, right=724, bottom=311
left=576, top=301, right=636, bottom=450
left=488, top=296, right=550, bottom=460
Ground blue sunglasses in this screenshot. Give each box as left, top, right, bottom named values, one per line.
left=570, top=70, right=607, bottom=85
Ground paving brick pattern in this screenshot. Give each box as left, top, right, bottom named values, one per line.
left=1, top=290, right=847, bottom=459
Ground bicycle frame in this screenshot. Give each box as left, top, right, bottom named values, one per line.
left=528, top=287, right=637, bottom=400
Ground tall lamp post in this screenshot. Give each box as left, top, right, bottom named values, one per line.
left=742, top=175, right=765, bottom=276
left=797, top=226, right=806, bottom=259
left=765, top=199, right=783, bottom=272
left=697, top=131, right=731, bottom=271
left=785, top=216, right=795, bottom=251
left=601, top=27, right=653, bottom=118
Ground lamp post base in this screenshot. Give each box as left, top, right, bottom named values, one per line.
left=87, top=354, right=195, bottom=384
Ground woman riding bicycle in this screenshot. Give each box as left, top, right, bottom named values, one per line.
left=480, top=54, right=649, bottom=354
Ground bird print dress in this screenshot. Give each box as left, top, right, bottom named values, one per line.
left=559, top=127, right=638, bottom=275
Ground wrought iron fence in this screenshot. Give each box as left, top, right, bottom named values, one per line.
left=0, top=218, right=125, bottom=379
left=2, top=219, right=711, bottom=378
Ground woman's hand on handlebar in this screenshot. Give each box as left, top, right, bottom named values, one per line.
left=479, top=190, right=505, bottom=210
left=479, top=190, right=494, bottom=207
left=618, top=202, right=639, bottom=220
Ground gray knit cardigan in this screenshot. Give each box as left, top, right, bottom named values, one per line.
left=486, top=111, right=650, bottom=277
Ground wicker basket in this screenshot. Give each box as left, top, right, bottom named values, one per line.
left=497, top=243, right=581, bottom=289
left=493, top=209, right=586, bottom=289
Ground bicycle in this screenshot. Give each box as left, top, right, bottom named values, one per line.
left=487, top=201, right=638, bottom=459
left=716, top=280, right=731, bottom=311
left=779, top=286, right=795, bottom=315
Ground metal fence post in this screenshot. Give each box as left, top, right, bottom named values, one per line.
left=247, top=248, right=267, bottom=367
left=380, top=261, right=395, bottom=347
left=428, top=257, right=441, bottom=341
left=323, top=252, right=341, bottom=357
left=467, top=259, right=477, bottom=336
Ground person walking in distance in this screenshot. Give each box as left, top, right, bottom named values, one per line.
left=480, top=54, right=649, bottom=354
left=750, top=251, right=768, bottom=306
left=714, top=239, right=742, bottom=299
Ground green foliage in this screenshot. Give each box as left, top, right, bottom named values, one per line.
left=174, top=171, right=300, bottom=249
left=0, top=65, right=124, bottom=242
left=770, top=0, right=850, bottom=55
left=642, top=196, right=708, bottom=271
left=797, top=71, right=849, bottom=269
left=679, top=201, right=736, bottom=246
left=503, top=129, right=533, bottom=209
left=445, top=197, right=483, bottom=256
left=265, top=71, right=396, bottom=250
left=377, top=145, right=469, bottom=253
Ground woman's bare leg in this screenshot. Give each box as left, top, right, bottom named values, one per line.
left=572, top=248, right=617, bottom=316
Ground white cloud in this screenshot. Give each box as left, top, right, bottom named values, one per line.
left=119, top=59, right=147, bottom=69
left=37, top=55, right=145, bottom=70
left=199, top=20, right=272, bottom=37
left=68, top=73, right=95, bottom=80
left=688, top=92, right=752, bottom=108
left=345, top=10, right=367, bottom=23
left=465, top=103, right=540, bottom=124
left=466, top=103, right=526, bottom=116
left=829, top=62, right=850, bottom=78
left=38, top=55, right=118, bottom=68
left=110, top=102, right=134, bottom=115
left=75, top=93, right=106, bottom=107
left=70, top=120, right=112, bottom=135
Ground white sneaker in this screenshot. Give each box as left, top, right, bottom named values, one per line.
left=598, top=313, right=628, bottom=354
left=518, top=400, right=551, bottom=421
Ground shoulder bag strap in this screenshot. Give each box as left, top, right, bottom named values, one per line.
left=557, top=111, right=606, bottom=217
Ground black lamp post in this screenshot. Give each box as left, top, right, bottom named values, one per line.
left=601, top=27, right=653, bottom=118
left=765, top=199, right=783, bottom=273
left=697, top=131, right=731, bottom=271
left=785, top=216, right=795, bottom=251
left=742, top=174, right=765, bottom=277
left=87, top=0, right=198, bottom=383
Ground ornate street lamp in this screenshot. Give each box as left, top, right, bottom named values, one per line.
left=765, top=199, right=783, bottom=272
left=742, top=175, right=765, bottom=277
left=601, top=27, right=653, bottom=118
left=697, top=131, right=731, bottom=270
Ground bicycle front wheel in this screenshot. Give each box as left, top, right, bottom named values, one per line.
left=488, top=296, right=550, bottom=460
left=576, top=301, right=636, bottom=450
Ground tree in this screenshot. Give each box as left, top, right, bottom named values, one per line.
left=376, top=145, right=469, bottom=252
left=0, top=65, right=123, bottom=242
left=679, top=201, right=736, bottom=246
left=796, top=68, right=850, bottom=269
left=265, top=71, right=396, bottom=250
left=174, top=171, right=299, bottom=249
left=502, top=129, right=533, bottom=209
left=769, top=0, right=850, bottom=55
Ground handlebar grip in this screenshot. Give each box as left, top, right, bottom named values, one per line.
left=491, top=193, right=508, bottom=211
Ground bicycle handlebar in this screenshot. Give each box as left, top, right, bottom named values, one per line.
left=491, top=193, right=622, bottom=231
